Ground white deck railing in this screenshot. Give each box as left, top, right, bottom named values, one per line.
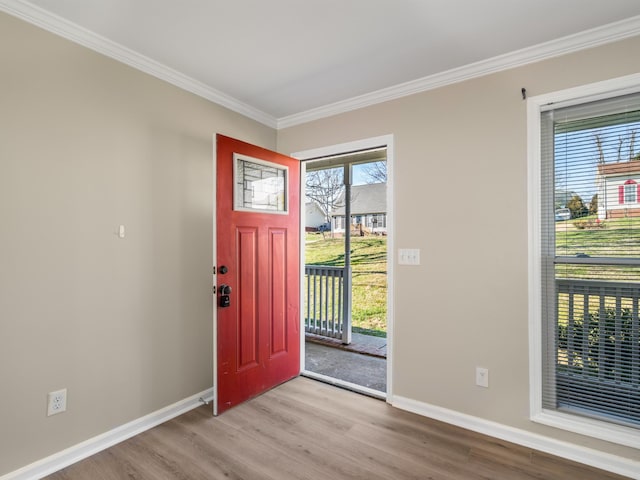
left=304, top=265, right=351, bottom=344
left=556, top=278, right=640, bottom=425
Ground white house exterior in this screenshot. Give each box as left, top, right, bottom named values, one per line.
left=304, top=200, right=327, bottom=229
left=332, top=183, right=387, bottom=235
left=597, top=159, right=640, bottom=219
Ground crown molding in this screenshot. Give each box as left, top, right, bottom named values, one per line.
left=3, top=0, right=640, bottom=132
left=0, top=0, right=278, bottom=128
left=277, top=14, right=640, bottom=129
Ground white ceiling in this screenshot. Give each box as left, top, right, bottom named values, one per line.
left=4, top=0, right=640, bottom=127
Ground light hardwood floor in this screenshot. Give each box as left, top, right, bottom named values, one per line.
left=46, top=377, right=629, bottom=479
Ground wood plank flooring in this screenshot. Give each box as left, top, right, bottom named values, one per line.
left=46, top=377, right=630, bottom=480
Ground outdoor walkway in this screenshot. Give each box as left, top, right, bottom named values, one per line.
left=304, top=332, right=387, bottom=393
left=305, top=331, right=387, bottom=357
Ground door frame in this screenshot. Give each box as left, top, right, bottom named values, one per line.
left=291, top=134, right=395, bottom=402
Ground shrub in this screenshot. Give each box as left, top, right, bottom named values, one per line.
left=573, top=220, right=586, bottom=230
left=572, top=218, right=605, bottom=230
left=558, top=307, right=638, bottom=382
left=589, top=193, right=598, bottom=216
left=567, top=194, right=588, bottom=219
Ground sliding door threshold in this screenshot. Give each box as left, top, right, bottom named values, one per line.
left=301, top=370, right=386, bottom=400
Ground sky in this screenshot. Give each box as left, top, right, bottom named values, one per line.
left=555, top=121, right=640, bottom=204
left=352, top=163, right=372, bottom=186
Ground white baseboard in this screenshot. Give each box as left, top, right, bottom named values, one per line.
left=1, top=388, right=214, bottom=480
left=5, top=389, right=637, bottom=479
left=391, top=395, right=640, bottom=480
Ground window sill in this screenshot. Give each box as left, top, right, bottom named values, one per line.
left=532, top=409, right=640, bottom=449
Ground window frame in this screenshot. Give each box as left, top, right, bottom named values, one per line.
left=527, top=73, right=640, bottom=449
left=370, top=213, right=386, bottom=229
left=624, top=180, right=637, bottom=204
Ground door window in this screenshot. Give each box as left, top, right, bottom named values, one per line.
left=234, top=153, right=288, bottom=213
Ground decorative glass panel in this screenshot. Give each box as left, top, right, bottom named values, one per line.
left=234, top=154, right=287, bottom=213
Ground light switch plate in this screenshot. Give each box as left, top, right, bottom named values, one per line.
left=398, top=248, right=420, bottom=265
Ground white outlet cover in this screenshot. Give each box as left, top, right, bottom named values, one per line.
left=47, top=388, right=67, bottom=416
left=475, top=367, right=489, bottom=388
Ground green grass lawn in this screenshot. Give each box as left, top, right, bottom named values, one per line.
left=557, top=216, right=640, bottom=255
left=305, top=233, right=387, bottom=335
left=556, top=216, right=640, bottom=281
left=555, top=216, right=640, bottom=328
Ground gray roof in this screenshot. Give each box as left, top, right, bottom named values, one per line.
left=332, top=183, right=386, bottom=216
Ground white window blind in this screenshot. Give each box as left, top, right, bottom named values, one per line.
left=541, top=91, right=640, bottom=428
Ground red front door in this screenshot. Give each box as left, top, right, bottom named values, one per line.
left=215, top=134, right=300, bottom=415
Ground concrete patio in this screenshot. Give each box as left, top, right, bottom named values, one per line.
left=304, top=332, right=387, bottom=393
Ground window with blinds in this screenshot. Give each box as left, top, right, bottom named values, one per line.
left=540, top=91, right=640, bottom=429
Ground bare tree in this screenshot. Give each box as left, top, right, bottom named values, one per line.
left=593, top=134, right=605, bottom=164
left=305, top=167, right=344, bottom=228
left=606, top=130, right=638, bottom=162
left=361, top=161, right=387, bottom=184
left=617, top=135, right=625, bottom=161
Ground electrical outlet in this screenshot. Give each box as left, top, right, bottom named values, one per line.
left=475, top=367, right=489, bottom=388
left=47, top=389, right=67, bottom=416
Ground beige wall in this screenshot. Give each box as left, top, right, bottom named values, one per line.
left=3, top=7, right=640, bottom=475
left=0, top=13, right=275, bottom=475
left=278, top=36, right=640, bottom=461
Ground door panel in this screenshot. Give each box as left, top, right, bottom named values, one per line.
left=237, top=227, right=258, bottom=370
left=215, top=134, right=300, bottom=415
left=269, top=228, right=287, bottom=355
